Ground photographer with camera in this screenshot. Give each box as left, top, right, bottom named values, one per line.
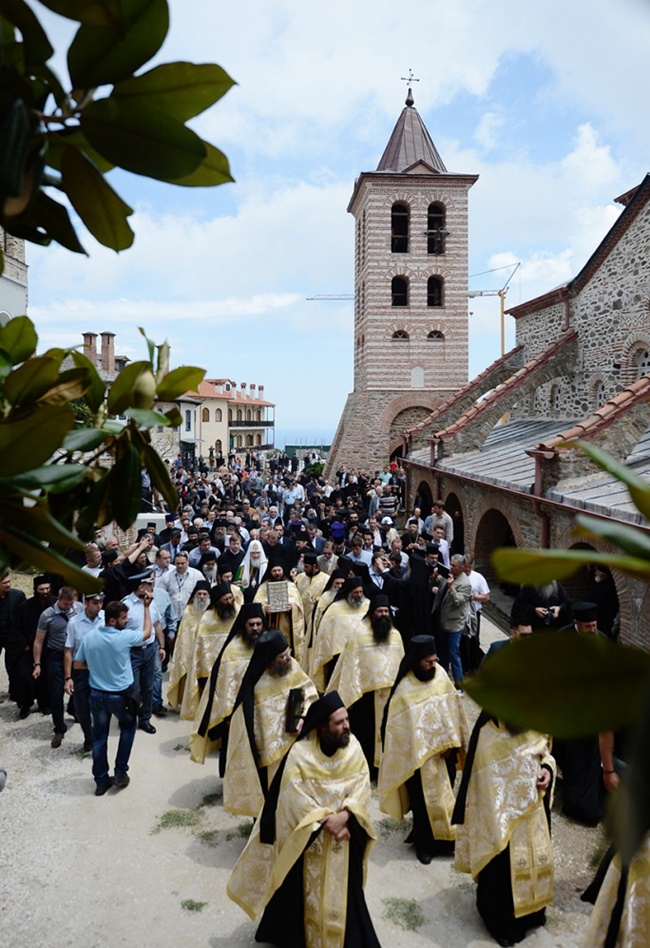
left=511, top=580, right=571, bottom=631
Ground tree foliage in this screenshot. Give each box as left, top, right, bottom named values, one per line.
left=0, top=315, right=204, bottom=592
left=0, top=0, right=234, bottom=265
left=465, top=441, right=650, bottom=862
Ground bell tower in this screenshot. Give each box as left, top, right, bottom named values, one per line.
left=327, top=88, right=478, bottom=473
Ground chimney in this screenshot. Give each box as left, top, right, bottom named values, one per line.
left=250, top=384, right=256, bottom=396
left=258, top=385, right=265, bottom=395
left=100, top=331, right=116, bottom=373
left=83, top=331, right=98, bottom=365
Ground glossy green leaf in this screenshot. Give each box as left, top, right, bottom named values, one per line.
left=70, top=351, right=106, bottom=413
left=106, top=360, right=151, bottom=415
left=492, top=546, right=650, bottom=585
left=169, top=140, right=233, bottom=187
left=36, top=0, right=122, bottom=28
left=32, top=62, right=68, bottom=109
left=35, top=367, right=91, bottom=405
left=156, top=340, right=169, bottom=381
left=163, top=405, right=181, bottom=427
left=82, top=98, right=205, bottom=181
left=138, top=326, right=155, bottom=363
left=75, top=470, right=113, bottom=535
left=3, top=353, right=61, bottom=404
left=0, top=348, right=14, bottom=379
left=124, top=407, right=171, bottom=428
left=61, top=146, right=134, bottom=251
left=155, top=365, right=205, bottom=400
left=573, top=513, right=650, bottom=559
left=67, top=0, right=168, bottom=88
left=110, top=440, right=141, bottom=528
left=0, top=496, right=84, bottom=549
left=48, top=128, right=115, bottom=174
left=569, top=440, right=650, bottom=521
left=142, top=440, right=177, bottom=509
left=112, top=61, right=235, bottom=121
left=29, top=191, right=87, bottom=254
left=0, top=405, right=74, bottom=475
left=0, top=314, right=37, bottom=363
left=0, top=525, right=100, bottom=592
left=1, top=0, right=54, bottom=66
left=465, top=632, right=650, bottom=737
left=62, top=426, right=110, bottom=453
left=3, top=463, right=86, bottom=490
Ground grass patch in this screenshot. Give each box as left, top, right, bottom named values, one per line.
left=173, top=743, right=187, bottom=752
left=72, top=747, right=90, bottom=759
left=377, top=816, right=410, bottom=838
left=197, top=829, right=221, bottom=847
left=226, top=820, right=254, bottom=841
left=198, top=791, right=221, bottom=808
left=383, top=897, right=425, bottom=932
left=152, top=809, right=203, bottom=833
left=181, top=899, right=207, bottom=912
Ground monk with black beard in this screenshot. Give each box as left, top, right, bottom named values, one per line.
left=189, top=602, right=266, bottom=764
left=327, top=594, right=404, bottom=780
left=379, top=635, right=469, bottom=864
left=222, top=630, right=317, bottom=817
left=7, top=575, right=52, bottom=717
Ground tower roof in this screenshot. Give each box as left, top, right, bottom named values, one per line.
left=376, top=89, right=447, bottom=174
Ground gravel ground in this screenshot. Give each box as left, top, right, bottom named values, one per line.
left=0, top=607, right=598, bottom=948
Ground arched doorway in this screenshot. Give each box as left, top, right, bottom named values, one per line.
left=445, top=491, right=464, bottom=556
left=474, top=509, right=518, bottom=611
left=415, top=480, right=433, bottom=513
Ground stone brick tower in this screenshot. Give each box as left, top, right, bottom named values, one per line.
left=327, top=89, right=478, bottom=474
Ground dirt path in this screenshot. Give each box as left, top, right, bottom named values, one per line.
left=0, top=618, right=597, bottom=947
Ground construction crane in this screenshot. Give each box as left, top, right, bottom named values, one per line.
left=468, top=262, right=520, bottom=355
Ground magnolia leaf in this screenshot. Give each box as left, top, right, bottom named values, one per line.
left=0, top=349, right=14, bottom=379
left=156, top=365, right=205, bottom=400
left=62, top=426, right=110, bottom=453
left=573, top=513, right=650, bottom=559
left=142, top=440, right=177, bottom=509
left=82, top=98, right=205, bottom=181
left=67, top=0, right=168, bottom=88
left=3, top=353, right=61, bottom=404
left=106, top=360, right=151, bottom=415
left=169, top=140, right=233, bottom=187
left=61, top=146, right=134, bottom=251
left=110, top=440, right=141, bottom=528
left=163, top=405, right=181, bottom=427
left=75, top=469, right=113, bottom=535
left=0, top=405, right=74, bottom=476
left=568, top=440, right=650, bottom=520
left=138, top=326, right=155, bottom=363
left=0, top=314, right=37, bottom=363
left=4, top=463, right=86, bottom=490
left=492, top=547, right=650, bottom=585
left=36, top=1, right=122, bottom=28
left=1, top=0, right=54, bottom=67
left=35, top=367, right=91, bottom=405
left=48, top=128, right=115, bottom=174
left=0, top=496, right=84, bottom=549
left=124, top=407, right=172, bottom=428
left=112, top=61, right=235, bottom=121
left=29, top=191, right=87, bottom=254
left=70, top=351, right=106, bottom=413
left=465, top=632, right=650, bottom=737
left=0, top=525, right=100, bottom=592
left=156, top=340, right=169, bottom=381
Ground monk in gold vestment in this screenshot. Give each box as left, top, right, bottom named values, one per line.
left=227, top=692, right=380, bottom=947
left=167, top=581, right=212, bottom=712
left=222, top=630, right=317, bottom=818
left=179, top=582, right=239, bottom=720
left=189, top=602, right=264, bottom=765
left=379, top=634, right=468, bottom=863
left=309, top=577, right=368, bottom=692
left=453, top=712, right=555, bottom=946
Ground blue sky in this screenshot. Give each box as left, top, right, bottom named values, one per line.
left=24, top=0, right=650, bottom=447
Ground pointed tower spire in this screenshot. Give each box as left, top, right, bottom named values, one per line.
left=376, top=83, right=447, bottom=174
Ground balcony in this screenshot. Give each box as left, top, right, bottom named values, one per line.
left=230, top=441, right=275, bottom=451
left=228, top=419, right=274, bottom=428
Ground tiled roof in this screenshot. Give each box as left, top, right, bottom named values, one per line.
left=432, top=330, right=578, bottom=443
left=376, top=94, right=447, bottom=174
left=407, top=344, right=524, bottom=438
left=534, top=374, right=650, bottom=452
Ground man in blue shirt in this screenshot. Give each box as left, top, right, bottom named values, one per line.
left=75, top=598, right=152, bottom=796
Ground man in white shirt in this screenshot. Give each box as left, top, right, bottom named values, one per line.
left=64, top=592, right=105, bottom=751
left=462, top=554, right=490, bottom=672
left=157, top=552, right=203, bottom=623
left=123, top=572, right=165, bottom=734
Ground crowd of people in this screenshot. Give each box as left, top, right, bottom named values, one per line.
left=0, top=454, right=642, bottom=946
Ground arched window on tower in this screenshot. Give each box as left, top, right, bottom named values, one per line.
left=391, top=203, right=409, bottom=253
left=427, top=330, right=445, bottom=341
left=635, top=349, right=650, bottom=378
left=427, top=202, right=446, bottom=255
left=391, top=276, right=408, bottom=307
left=215, top=408, right=222, bottom=422
left=427, top=276, right=444, bottom=307
left=202, top=407, right=209, bottom=422
left=550, top=384, right=561, bottom=411
left=595, top=381, right=607, bottom=408
left=392, top=330, right=409, bottom=341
